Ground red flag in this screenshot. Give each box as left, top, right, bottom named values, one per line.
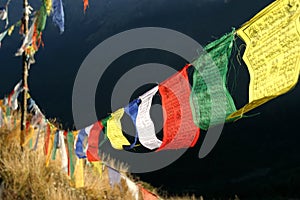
left=87, top=121, right=103, bottom=162
left=157, top=64, right=200, bottom=151
left=32, top=24, right=44, bottom=51
left=140, top=187, right=158, bottom=200
left=44, top=123, right=51, bottom=155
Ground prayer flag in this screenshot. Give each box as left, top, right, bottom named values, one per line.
left=87, top=121, right=103, bottom=161
left=52, top=0, right=64, bottom=33
left=190, top=29, right=237, bottom=130
left=136, top=86, right=162, bottom=150
left=158, top=64, right=200, bottom=150
left=108, top=167, right=121, bottom=188
left=107, top=109, right=130, bottom=150
left=228, top=0, right=300, bottom=119
left=124, top=99, right=141, bottom=149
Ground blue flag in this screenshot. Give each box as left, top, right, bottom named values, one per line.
left=108, top=167, right=121, bottom=188
left=124, top=99, right=141, bottom=149
left=75, top=129, right=87, bottom=159
left=52, top=0, right=65, bottom=33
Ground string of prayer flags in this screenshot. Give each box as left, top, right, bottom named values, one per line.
left=158, top=64, right=200, bottom=151
left=140, top=186, right=159, bottom=200
left=190, top=29, right=237, bottom=130
left=228, top=0, right=300, bottom=120
left=124, top=99, right=141, bottom=149
left=75, top=129, right=88, bottom=159
left=87, top=122, right=103, bottom=161
left=83, top=0, right=89, bottom=13
left=107, top=109, right=131, bottom=150
left=74, top=159, right=85, bottom=188
left=59, top=130, right=68, bottom=173
left=136, top=86, right=162, bottom=150
left=108, top=167, right=121, bottom=189
left=52, top=0, right=64, bottom=33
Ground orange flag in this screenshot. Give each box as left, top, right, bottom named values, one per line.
left=83, top=0, right=89, bottom=12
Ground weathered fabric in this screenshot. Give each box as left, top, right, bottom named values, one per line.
left=107, top=109, right=130, bottom=150
left=52, top=0, right=64, bottom=33
left=158, top=64, right=200, bottom=150
left=124, top=99, right=140, bottom=149
left=87, top=122, right=103, bottom=161
left=228, top=0, right=300, bottom=120
left=136, top=86, right=162, bottom=150
left=190, top=29, right=237, bottom=130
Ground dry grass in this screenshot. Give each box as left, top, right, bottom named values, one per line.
left=0, top=124, right=138, bottom=200
left=0, top=109, right=204, bottom=200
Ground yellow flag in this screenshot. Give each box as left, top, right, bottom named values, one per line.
left=228, top=0, right=300, bottom=119
left=22, top=125, right=35, bottom=147
left=107, top=108, right=130, bottom=150
left=45, top=0, right=53, bottom=16
left=92, top=161, right=103, bottom=178
left=74, top=159, right=85, bottom=188
left=72, top=130, right=79, bottom=138
left=7, top=25, right=15, bottom=36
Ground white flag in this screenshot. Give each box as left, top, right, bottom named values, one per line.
left=59, top=130, right=68, bottom=173
left=136, top=86, right=162, bottom=150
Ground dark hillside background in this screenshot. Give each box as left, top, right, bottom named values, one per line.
left=1, top=0, right=300, bottom=198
